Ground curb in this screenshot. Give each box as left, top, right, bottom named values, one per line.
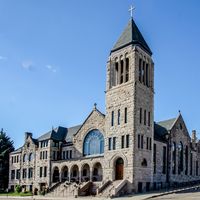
left=143, top=185, right=200, bottom=199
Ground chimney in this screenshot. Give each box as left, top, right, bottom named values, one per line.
left=192, top=130, right=197, bottom=143
left=25, top=132, right=32, bottom=140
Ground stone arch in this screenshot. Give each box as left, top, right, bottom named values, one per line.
left=61, top=165, right=69, bottom=182
left=114, top=57, right=119, bottom=62
left=115, top=157, right=124, bottom=180
left=81, top=163, right=90, bottom=182
left=70, top=164, right=79, bottom=182
left=92, top=162, right=103, bottom=181
left=52, top=166, right=60, bottom=183
left=109, top=153, right=128, bottom=168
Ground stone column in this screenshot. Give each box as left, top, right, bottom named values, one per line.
left=90, top=169, right=93, bottom=182
left=69, top=171, right=71, bottom=183
left=60, top=170, right=62, bottom=182
left=79, top=170, right=81, bottom=183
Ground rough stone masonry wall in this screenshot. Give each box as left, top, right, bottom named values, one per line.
left=19, top=136, right=37, bottom=191
left=73, top=109, right=105, bottom=158
left=105, top=45, right=135, bottom=190
left=169, top=115, right=200, bottom=183
left=133, top=47, right=154, bottom=192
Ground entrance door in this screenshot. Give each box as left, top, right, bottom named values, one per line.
left=115, top=158, right=124, bottom=180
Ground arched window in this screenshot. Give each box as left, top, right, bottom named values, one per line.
left=83, top=130, right=104, bottom=156
left=125, top=58, right=129, bottom=82
left=190, top=151, right=193, bottom=175
left=118, top=109, right=120, bottom=125
left=115, top=61, right=119, bottom=85
left=142, top=61, right=145, bottom=83
left=120, top=59, right=124, bottom=84
left=146, top=63, right=149, bottom=87
left=29, top=153, right=34, bottom=161
left=139, top=59, right=142, bottom=82
left=172, top=142, right=176, bottom=174
left=141, top=158, right=147, bottom=167
left=185, top=145, right=188, bottom=175
left=23, top=154, right=27, bottom=162
left=178, top=142, right=183, bottom=174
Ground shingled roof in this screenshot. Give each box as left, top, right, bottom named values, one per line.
left=111, top=18, right=152, bottom=55
left=65, top=125, right=82, bottom=142
left=37, top=125, right=81, bottom=143
left=154, top=117, right=177, bottom=142
left=157, top=118, right=177, bottom=131
left=38, top=126, right=67, bottom=141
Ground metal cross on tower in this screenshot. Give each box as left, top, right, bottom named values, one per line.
left=129, top=5, right=135, bottom=18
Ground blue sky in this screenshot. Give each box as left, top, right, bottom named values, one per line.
left=0, top=0, right=200, bottom=148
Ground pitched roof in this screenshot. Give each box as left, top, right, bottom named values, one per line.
left=38, top=126, right=67, bottom=141
left=37, top=125, right=82, bottom=143
left=65, top=125, right=82, bottom=142
left=32, top=138, right=38, bottom=145
left=10, top=147, right=22, bottom=155
left=154, top=117, right=177, bottom=142
left=157, top=118, right=177, bottom=131
left=111, top=18, right=152, bottom=55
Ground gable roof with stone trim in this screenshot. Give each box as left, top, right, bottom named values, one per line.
left=73, top=108, right=105, bottom=138
left=111, top=18, right=152, bottom=55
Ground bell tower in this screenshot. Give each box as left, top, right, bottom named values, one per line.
left=104, top=15, right=154, bottom=192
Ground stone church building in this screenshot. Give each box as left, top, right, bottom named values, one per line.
left=9, top=16, right=200, bottom=196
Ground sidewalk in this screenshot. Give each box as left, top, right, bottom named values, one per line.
left=0, top=185, right=199, bottom=200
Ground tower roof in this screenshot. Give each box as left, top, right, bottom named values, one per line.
left=111, top=18, right=152, bottom=55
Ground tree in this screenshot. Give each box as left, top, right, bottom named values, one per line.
left=0, top=129, right=14, bottom=191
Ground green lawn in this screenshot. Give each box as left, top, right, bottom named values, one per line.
left=0, top=192, right=33, bottom=196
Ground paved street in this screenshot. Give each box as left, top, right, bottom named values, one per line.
left=1, top=190, right=200, bottom=200
left=150, top=191, right=200, bottom=199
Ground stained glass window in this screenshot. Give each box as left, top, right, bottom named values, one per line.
left=83, top=129, right=104, bottom=156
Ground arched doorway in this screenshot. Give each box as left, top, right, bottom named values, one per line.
left=61, top=166, right=68, bottom=182
left=115, top=158, right=124, bottom=180
left=82, top=164, right=90, bottom=182
left=53, top=167, right=60, bottom=183
left=92, top=162, right=103, bottom=181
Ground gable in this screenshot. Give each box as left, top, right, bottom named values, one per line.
left=73, top=108, right=105, bottom=154
left=170, top=114, right=191, bottom=141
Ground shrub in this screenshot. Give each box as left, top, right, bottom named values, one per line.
left=15, top=185, right=21, bottom=193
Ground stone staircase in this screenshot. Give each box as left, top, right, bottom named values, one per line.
left=78, top=181, right=92, bottom=196
left=48, top=182, right=61, bottom=193
left=91, top=181, right=102, bottom=195
left=98, top=179, right=128, bottom=197
left=97, top=180, right=112, bottom=195
left=46, top=179, right=128, bottom=198
left=47, top=181, right=74, bottom=197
